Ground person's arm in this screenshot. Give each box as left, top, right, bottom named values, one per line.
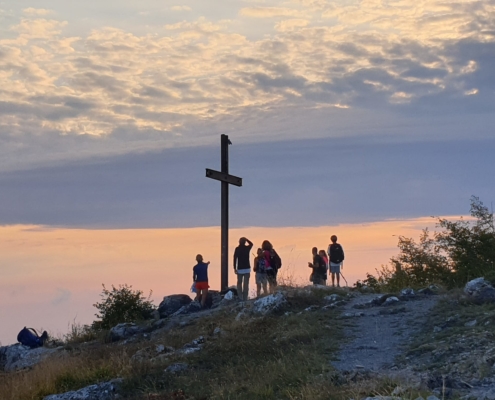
left=193, top=267, right=196, bottom=282
left=233, top=248, right=238, bottom=271
left=246, top=238, right=253, bottom=249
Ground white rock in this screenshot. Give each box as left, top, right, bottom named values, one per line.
left=252, top=292, right=287, bottom=315
left=0, top=344, right=62, bottom=372
left=43, top=379, right=121, bottom=400
left=465, top=319, right=477, bottom=327
left=384, top=296, right=400, bottom=305
left=464, top=278, right=492, bottom=296
left=224, top=290, right=234, bottom=300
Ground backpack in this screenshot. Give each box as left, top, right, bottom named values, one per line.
left=316, top=255, right=327, bottom=277
left=257, top=257, right=266, bottom=273
left=270, top=251, right=282, bottom=270
left=17, top=327, right=48, bottom=349
left=329, top=243, right=344, bottom=264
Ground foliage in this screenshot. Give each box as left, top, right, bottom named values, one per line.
left=368, top=196, right=495, bottom=291
left=92, top=284, right=156, bottom=330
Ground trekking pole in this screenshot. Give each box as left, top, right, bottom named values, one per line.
left=340, top=262, right=348, bottom=287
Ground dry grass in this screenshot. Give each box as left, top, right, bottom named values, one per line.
left=1, top=286, right=350, bottom=400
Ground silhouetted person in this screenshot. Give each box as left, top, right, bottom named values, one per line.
left=253, top=248, right=268, bottom=297
left=308, top=247, right=326, bottom=285
left=193, top=254, right=210, bottom=308
left=233, top=237, right=253, bottom=301
left=327, top=235, right=345, bottom=287
left=262, top=240, right=281, bottom=293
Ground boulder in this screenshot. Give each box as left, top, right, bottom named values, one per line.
left=383, top=296, right=400, bottom=306
left=43, top=379, right=121, bottom=400
left=170, top=301, right=202, bottom=317
left=324, top=294, right=342, bottom=303
left=109, top=323, right=142, bottom=342
left=464, top=278, right=495, bottom=304
left=158, top=294, right=192, bottom=318
left=400, top=288, right=415, bottom=297
left=180, top=336, right=205, bottom=355
left=252, top=292, right=287, bottom=315
left=0, top=343, right=62, bottom=372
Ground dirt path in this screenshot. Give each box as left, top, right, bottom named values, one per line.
left=331, top=293, right=439, bottom=372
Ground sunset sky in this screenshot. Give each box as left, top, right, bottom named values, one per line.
left=0, top=0, right=494, bottom=344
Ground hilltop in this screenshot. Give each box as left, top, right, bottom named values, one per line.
left=2, top=279, right=495, bottom=399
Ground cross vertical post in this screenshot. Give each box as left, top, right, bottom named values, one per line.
left=220, top=134, right=229, bottom=291
left=206, top=135, right=242, bottom=291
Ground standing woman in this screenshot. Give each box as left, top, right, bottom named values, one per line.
left=254, top=248, right=268, bottom=297
left=262, top=240, right=281, bottom=293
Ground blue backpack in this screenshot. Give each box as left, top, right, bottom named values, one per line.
left=17, top=327, right=48, bottom=349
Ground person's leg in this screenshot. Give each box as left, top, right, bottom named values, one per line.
left=242, top=273, right=250, bottom=301
left=331, top=272, right=336, bottom=287
left=256, top=282, right=261, bottom=297
left=237, top=273, right=244, bottom=301
left=201, top=288, right=208, bottom=307
left=336, top=273, right=340, bottom=287
left=262, top=279, right=268, bottom=295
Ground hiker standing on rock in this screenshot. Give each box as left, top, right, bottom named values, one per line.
left=327, top=235, right=345, bottom=287
left=308, top=247, right=327, bottom=285
left=253, top=248, right=268, bottom=297
left=193, top=254, right=210, bottom=308
left=233, top=237, right=253, bottom=301
left=261, top=240, right=282, bottom=293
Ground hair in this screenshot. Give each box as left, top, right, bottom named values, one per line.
left=261, top=240, right=272, bottom=251
left=312, top=247, right=318, bottom=253
left=239, top=237, right=246, bottom=245
left=257, top=248, right=263, bottom=254
left=196, top=254, right=203, bottom=262
left=319, top=250, right=326, bottom=257
left=331, top=235, right=337, bottom=243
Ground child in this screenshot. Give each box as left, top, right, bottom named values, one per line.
left=253, top=248, right=268, bottom=297
left=193, top=254, right=210, bottom=308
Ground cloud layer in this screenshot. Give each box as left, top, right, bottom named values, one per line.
left=0, top=1, right=494, bottom=170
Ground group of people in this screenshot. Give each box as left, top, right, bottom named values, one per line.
left=307, top=235, right=345, bottom=287
left=192, top=235, right=344, bottom=306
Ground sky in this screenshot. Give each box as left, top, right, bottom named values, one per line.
left=1, top=0, right=495, bottom=344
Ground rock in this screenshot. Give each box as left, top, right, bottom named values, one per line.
left=158, top=294, right=192, bottom=318
left=224, top=290, right=234, bottom=300
left=171, top=301, right=202, bottom=317
left=304, top=305, right=320, bottom=312
left=383, top=296, right=400, bottom=305
left=464, top=319, right=477, bottom=327
left=433, top=326, right=442, bottom=333
left=109, top=323, right=142, bottom=342
left=401, top=288, right=415, bottom=297
left=418, top=288, right=437, bottom=295
left=180, top=336, right=205, bottom=355
left=235, top=309, right=251, bottom=321
left=0, top=344, right=62, bottom=372
left=392, top=386, right=405, bottom=395
left=212, top=327, right=226, bottom=337
left=339, top=312, right=364, bottom=319
left=252, top=292, right=287, bottom=315
left=324, top=294, right=342, bottom=303
left=131, top=344, right=174, bottom=362
left=165, top=363, right=188, bottom=374
left=464, top=278, right=495, bottom=304
left=43, top=379, right=122, bottom=400
left=371, top=294, right=396, bottom=306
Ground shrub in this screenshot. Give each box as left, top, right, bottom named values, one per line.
left=92, top=284, right=156, bottom=330
left=367, top=196, right=495, bottom=291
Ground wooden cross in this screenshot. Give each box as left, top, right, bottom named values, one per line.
left=206, top=134, right=243, bottom=290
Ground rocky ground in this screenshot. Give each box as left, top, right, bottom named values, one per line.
left=3, top=278, right=495, bottom=399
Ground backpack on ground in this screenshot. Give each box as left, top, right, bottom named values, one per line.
left=17, top=327, right=48, bottom=349
left=329, top=243, right=345, bottom=264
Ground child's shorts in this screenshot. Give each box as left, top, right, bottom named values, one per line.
left=195, top=281, right=210, bottom=290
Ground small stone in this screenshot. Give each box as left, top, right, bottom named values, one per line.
left=392, top=386, right=404, bottom=395
left=465, top=319, right=477, bottom=327
left=383, top=296, right=400, bottom=305
left=165, top=363, right=188, bottom=374
left=156, top=344, right=165, bottom=353
left=433, top=326, right=442, bottom=333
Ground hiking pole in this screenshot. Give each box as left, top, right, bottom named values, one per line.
left=340, top=263, right=348, bottom=287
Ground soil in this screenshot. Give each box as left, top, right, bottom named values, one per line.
left=331, top=293, right=439, bottom=372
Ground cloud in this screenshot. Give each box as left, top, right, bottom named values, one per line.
left=23, top=8, right=52, bottom=16
left=52, top=288, right=71, bottom=305
left=171, top=6, right=192, bottom=11
left=0, top=1, right=494, bottom=171
left=239, top=7, right=303, bottom=18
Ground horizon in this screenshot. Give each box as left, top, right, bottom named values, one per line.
left=1, top=0, right=495, bottom=345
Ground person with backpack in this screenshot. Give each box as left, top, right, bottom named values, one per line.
left=308, top=247, right=327, bottom=285
left=327, top=235, right=345, bottom=287
left=261, top=240, right=281, bottom=293
left=193, top=254, right=210, bottom=308
left=253, top=248, right=268, bottom=297
left=233, top=237, right=254, bottom=301
left=319, top=249, right=329, bottom=281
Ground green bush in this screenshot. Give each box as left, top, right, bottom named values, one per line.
left=367, top=196, right=495, bottom=291
left=92, top=284, right=156, bottom=330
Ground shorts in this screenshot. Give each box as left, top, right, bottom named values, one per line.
left=195, top=281, right=210, bottom=290
left=330, top=263, right=341, bottom=274
left=256, top=273, right=268, bottom=284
